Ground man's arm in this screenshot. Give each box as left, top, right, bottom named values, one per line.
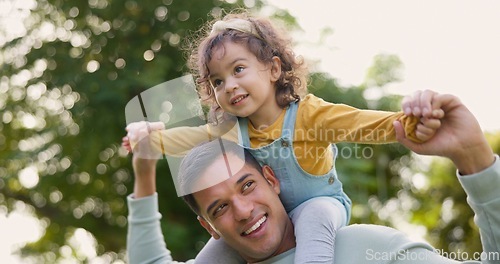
left=456, top=157, right=500, bottom=264
left=332, top=91, right=498, bottom=264
left=395, top=90, right=498, bottom=263
left=126, top=152, right=194, bottom=264
left=127, top=193, right=175, bottom=264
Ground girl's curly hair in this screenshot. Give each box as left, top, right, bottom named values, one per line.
left=184, top=11, right=308, bottom=110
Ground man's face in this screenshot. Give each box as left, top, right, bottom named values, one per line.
left=193, top=153, right=294, bottom=262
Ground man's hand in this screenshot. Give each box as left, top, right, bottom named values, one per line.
left=395, top=90, right=495, bottom=175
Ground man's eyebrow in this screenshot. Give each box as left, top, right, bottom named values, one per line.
left=236, top=173, right=252, bottom=185
left=205, top=173, right=252, bottom=215
left=206, top=199, right=220, bottom=216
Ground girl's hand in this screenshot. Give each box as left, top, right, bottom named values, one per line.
left=123, top=121, right=165, bottom=159
left=401, top=90, right=445, bottom=119
left=402, top=90, right=445, bottom=142
left=396, top=90, right=494, bottom=174
left=414, top=117, right=442, bottom=142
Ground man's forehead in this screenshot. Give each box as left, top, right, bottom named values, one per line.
left=190, top=152, right=247, bottom=194
left=210, top=152, right=245, bottom=171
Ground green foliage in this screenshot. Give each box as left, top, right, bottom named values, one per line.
left=1, top=0, right=263, bottom=262
left=405, top=133, right=500, bottom=255
left=308, top=72, right=412, bottom=224
left=364, top=53, right=404, bottom=88
left=309, top=71, right=500, bottom=256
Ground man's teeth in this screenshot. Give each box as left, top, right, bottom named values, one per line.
left=244, top=216, right=267, bottom=235
left=233, top=95, right=247, bottom=104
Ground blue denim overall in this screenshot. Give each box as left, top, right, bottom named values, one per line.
left=238, top=101, right=352, bottom=220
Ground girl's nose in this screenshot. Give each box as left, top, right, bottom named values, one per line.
left=224, top=77, right=238, bottom=93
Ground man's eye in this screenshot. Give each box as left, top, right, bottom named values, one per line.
left=242, top=181, right=254, bottom=192
left=213, top=204, right=226, bottom=216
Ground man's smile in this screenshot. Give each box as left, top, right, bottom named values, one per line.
left=242, top=214, right=267, bottom=236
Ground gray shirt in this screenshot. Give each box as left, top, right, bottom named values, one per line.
left=127, top=156, right=500, bottom=264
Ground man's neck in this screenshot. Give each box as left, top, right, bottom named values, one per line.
left=272, top=219, right=296, bottom=256
left=249, top=219, right=296, bottom=263
left=253, top=248, right=296, bottom=264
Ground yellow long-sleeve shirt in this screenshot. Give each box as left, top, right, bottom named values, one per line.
left=151, top=94, right=419, bottom=175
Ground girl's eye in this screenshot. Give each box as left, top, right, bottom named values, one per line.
left=211, top=79, right=223, bottom=89
left=235, top=66, right=244, bottom=74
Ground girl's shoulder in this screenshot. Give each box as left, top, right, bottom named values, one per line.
left=299, top=93, right=336, bottom=110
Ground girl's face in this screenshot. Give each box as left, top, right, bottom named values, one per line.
left=207, top=42, right=282, bottom=128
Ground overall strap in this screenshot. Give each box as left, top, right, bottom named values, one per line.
left=238, top=100, right=299, bottom=147
left=237, top=117, right=251, bottom=147
left=281, top=101, right=299, bottom=139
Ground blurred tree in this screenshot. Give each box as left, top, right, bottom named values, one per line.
left=397, top=132, right=500, bottom=256
left=308, top=68, right=500, bottom=256
left=308, top=72, right=413, bottom=225
left=364, top=53, right=404, bottom=88
left=0, top=0, right=269, bottom=262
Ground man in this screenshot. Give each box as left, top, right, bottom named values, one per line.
left=126, top=90, right=499, bottom=263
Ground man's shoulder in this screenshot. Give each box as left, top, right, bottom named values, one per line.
left=334, top=224, right=434, bottom=263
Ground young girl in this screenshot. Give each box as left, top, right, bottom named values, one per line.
left=124, top=12, right=441, bottom=264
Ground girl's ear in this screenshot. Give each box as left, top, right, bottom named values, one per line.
left=270, top=56, right=282, bottom=82
left=198, top=216, right=221, bottom=239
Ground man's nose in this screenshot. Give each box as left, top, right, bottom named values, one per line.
left=233, top=196, right=253, bottom=221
